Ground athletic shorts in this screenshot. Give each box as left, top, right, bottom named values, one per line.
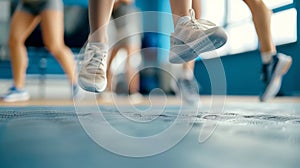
left=111, top=3, right=142, bottom=47
left=17, top=0, right=63, bottom=16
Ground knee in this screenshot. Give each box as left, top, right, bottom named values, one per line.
left=243, top=0, right=271, bottom=16
left=44, top=42, right=64, bottom=57
left=244, top=0, right=264, bottom=8
left=8, top=34, right=25, bottom=49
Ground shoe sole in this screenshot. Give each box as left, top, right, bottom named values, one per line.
left=260, top=54, right=292, bottom=102
left=2, top=95, right=30, bottom=103
left=169, top=27, right=227, bottom=64
left=78, top=78, right=107, bottom=93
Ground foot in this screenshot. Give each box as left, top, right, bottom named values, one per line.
left=169, top=9, right=227, bottom=64
left=129, top=92, right=143, bottom=104
left=100, top=91, right=117, bottom=102
left=172, top=77, right=201, bottom=105
left=78, top=44, right=108, bottom=93
left=260, top=53, right=292, bottom=102
left=1, top=86, right=30, bottom=102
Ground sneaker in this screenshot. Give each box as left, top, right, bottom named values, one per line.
left=100, top=91, right=117, bottom=102
left=260, top=53, right=292, bottom=102
left=1, top=86, right=30, bottom=102
left=169, top=9, right=227, bottom=64
left=78, top=44, right=108, bottom=93
left=129, top=92, right=143, bottom=104
left=172, top=78, right=201, bottom=105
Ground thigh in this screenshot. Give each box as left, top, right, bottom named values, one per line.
left=9, top=10, right=40, bottom=42
left=40, top=10, right=65, bottom=46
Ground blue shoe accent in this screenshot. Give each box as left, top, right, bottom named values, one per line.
left=1, top=86, right=30, bottom=102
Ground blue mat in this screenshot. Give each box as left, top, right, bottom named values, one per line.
left=0, top=104, right=300, bottom=168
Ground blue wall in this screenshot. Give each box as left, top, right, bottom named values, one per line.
left=195, top=43, right=299, bottom=96
left=144, top=0, right=300, bottom=96
left=63, top=0, right=87, bottom=7
left=194, top=1, right=300, bottom=96
left=1, top=0, right=299, bottom=96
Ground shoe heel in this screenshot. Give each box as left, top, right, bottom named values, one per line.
left=282, top=58, right=292, bottom=75
left=278, top=55, right=292, bottom=75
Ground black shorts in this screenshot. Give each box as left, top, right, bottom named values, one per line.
left=17, top=0, right=63, bottom=15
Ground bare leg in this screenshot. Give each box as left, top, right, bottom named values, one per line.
left=192, top=0, right=201, bottom=19
left=106, top=45, right=140, bottom=94
left=8, top=11, right=40, bottom=89
left=244, top=0, right=293, bottom=102
left=106, top=47, right=120, bottom=92
left=88, top=0, right=115, bottom=43
left=170, top=0, right=192, bottom=27
left=78, top=0, right=115, bottom=93
left=40, top=10, right=77, bottom=84
left=243, top=0, right=276, bottom=55
left=182, top=62, right=195, bottom=77
left=125, top=46, right=140, bottom=94
left=182, top=0, right=201, bottom=75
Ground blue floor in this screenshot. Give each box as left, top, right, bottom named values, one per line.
left=0, top=103, right=300, bottom=168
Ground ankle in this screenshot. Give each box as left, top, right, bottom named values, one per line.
left=261, top=51, right=277, bottom=64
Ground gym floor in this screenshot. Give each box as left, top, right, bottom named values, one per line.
left=0, top=78, right=300, bottom=168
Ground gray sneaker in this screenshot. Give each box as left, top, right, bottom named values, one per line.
left=78, top=44, right=108, bottom=93
left=260, top=53, right=292, bottom=102
left=169, top=9, right=227, bottom=64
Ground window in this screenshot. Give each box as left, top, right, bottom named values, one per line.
left=201, top=0, right=297, bottom=56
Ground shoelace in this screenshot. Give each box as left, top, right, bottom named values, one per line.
left=82, top=45, right=107, bottom=73
left=188, top=9, right=216, bottom=30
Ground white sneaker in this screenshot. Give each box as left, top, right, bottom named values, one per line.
left=171, top=78, right=201, bottom=106
left=169, top=9, right=227, bottom=63
left=1, top=86, right=30, bottom=102
left=179, top=78, right=201, bottom=105
left=129, top=92, right=143, bottom=104
left=78, top=44, right=108, bottom=93
left=100, top=91, right=117, bottom=102
left=260, top=53, right=292, bottom=102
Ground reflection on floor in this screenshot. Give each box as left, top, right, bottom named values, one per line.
left=1, top=79, right=299, bottom=106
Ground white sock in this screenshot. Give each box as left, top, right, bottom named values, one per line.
left=261, top=51, right=276, bottom=64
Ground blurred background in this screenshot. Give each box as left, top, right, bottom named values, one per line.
left=0, top=0, right=298, bottom=98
